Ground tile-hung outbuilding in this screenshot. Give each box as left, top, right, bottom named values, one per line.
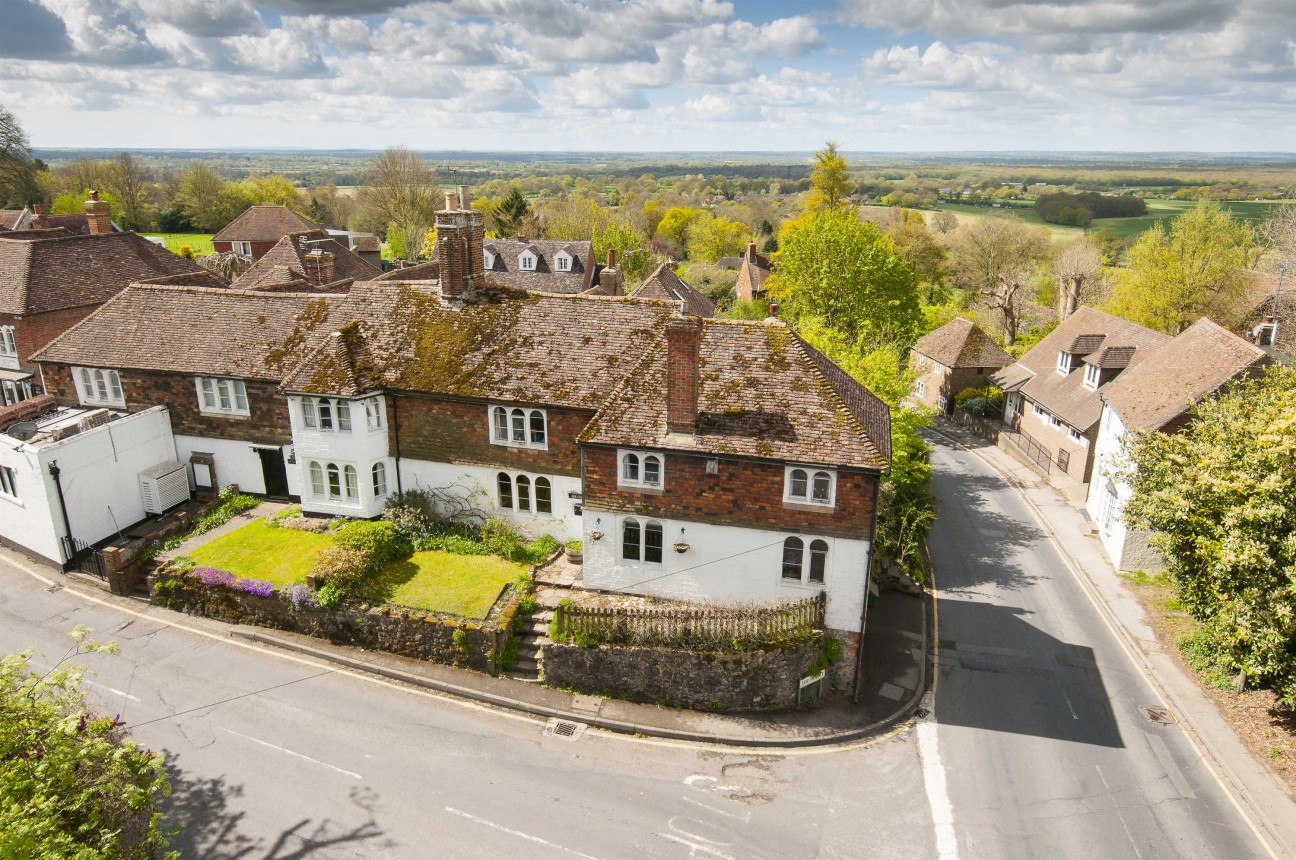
left=909, top=316, right=1012, bottom=413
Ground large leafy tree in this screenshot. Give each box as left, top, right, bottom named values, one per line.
left=361, top=147, right=441, bottom=261
left=684, top=212, right=747, bottom=264
left=1107, top=200, right=1260, bottom=334
left=805, top=141, right=851, bottom=213
left=947, top=214, right=1050, bottom=345
left=0, top=104, right=38, bottom=207
left=769, top=208, right=922, bottom=346
left=1121, top=366, right=1296, bottom=703
left=1053, top=235, right=1103, bottom=320
left=489, top=185, right=531, bottom=237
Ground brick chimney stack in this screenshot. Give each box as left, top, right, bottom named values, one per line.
left=436, top=187, right=486, bottom=300
left=306, top=250, right=336, bottom=285
left=746, top=241, right=757, bottom=263
left=597, top=248, right=624, bottom=296
left=85, top=191, right=113, bottom=236
left=665, top=316, right=703, bottom=436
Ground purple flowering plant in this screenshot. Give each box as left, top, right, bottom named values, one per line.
left=193, top=567, right=235, bottom=588
left=234, top=578, right=276, bottom=598
left=285, top=583, right=320, bottom=610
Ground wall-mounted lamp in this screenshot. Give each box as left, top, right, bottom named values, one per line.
left=673, top=527, right=690, bottom=554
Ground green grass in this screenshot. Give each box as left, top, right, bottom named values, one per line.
left=376, top=551, right=523, bottom=618
left=187, top=519, right=332, bottom=586
left=140, top=233, right=215, bottom=255
left=927, top=202, right=1083, bottom=240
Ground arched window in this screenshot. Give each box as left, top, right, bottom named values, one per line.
left=337, top=401, right=352, bottom=432
left=372, top=462, right=387, bottom=497
left=516, top=475, right=531, bottom=512
left=326, top=464, right=341, bottom=498
left=343, top=465, right=358, bottom=499
left=319, top=399, right=334, bottom=431
left=79, top=368, right=92, bottom=398
left=309, top=461, right=324, bottom=497
left=644, top=521, right=664, bottom=564
left=623, top=453, right=640, bottom=482
left=622, top=518, right=641, bottom=561
left=789, top=468, right=808, bottom=499
left=493, top=406, right=509, bottom=441
left=643, top=455, right=661, bottom=486
left=808, top=540, right=828, bottom=583
left=529, top=410, right=546, bottom=444
left=302, top=398, right=317, bottom=428
left=365, top=398, right=383, bottom=430
left=107, top=371, right=123, bottom=403
left=497, top=472, right=513, bottom=509
left=535, top=477, right=552, bottom=514
left=94, top=369, right=109, bottom=401
left=782, top=537, right=804, bottom=580
left=811, top=471, right=832, bottom=502
left=510, top=408, right=526, bottom=443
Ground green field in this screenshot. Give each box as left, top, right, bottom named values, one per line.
left=140, top=233, right=214, bottom=254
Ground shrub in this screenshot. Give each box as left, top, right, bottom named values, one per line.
left=309, top=545, right=370, bottom=593
left=316, top=582, right=343, bottom=609
left=518, top=593, right=538, bottom=614
left=955, top=384, right=1003, bottom=408
left=565, top=539, right=583, bottom=553
left=960, top=396, right=1000, bottom=419
left=334, top=520, right=410, bottom=572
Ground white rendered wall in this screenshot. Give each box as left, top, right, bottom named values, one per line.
left=398, top=459, right=583, bottom=541
left=0, top=432, right=62, bottom=564
left=174, top=435, right=269, bottom=495
left=289, top=394, right=391, bottom=518
left=1087, top=404, right=1133, bottom=570
left=581, top=509, right=869, bottom=632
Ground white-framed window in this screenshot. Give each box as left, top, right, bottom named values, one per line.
left=622, top=518, right=664, bottom=564
left=0, top=325, right=16, bottom=364
left=364, top=397, right=383, bottom=431
left=1100, top=482, right=1119, bottom=533
left=372, top=462, right=387, bottom=497
left=488, top=405, right=547, bottom=449
left=301, top=397, right=352, bottom=432
left=344, top=465, right=358, bottom=500
left=535, top=476, right=551, bottom=514
left=781, top=536, right=829, bottom=584
left=74, top=367, right=125, bottom=408
left=554, top=251, right=572, bottom=272
left=233, top=241, right=252, bottom=257
left=0, top=465, right=17, bottom=499
left=619, top=450, right=663, bottom=489
left=1083, top=363, right=1101, bottom=391
left=496, top=472, right=554, bottom=515
left=784, top=466, right=835, bottom=507
left=519, top=250, right=536, bottom=271
left=1049, top=415, right=1062, bottom=429
left=915, top=379, right=925, bottom=397
left=1056, top=351, right=1072, bottom=374
left=484, top=250, right=496, bottom=269
left=310, top=461, right=359, bottom=502
left=309, top=461, right=324, bottom=496
left=196, top=376, right=249, bottom=416
left=1068, top=427, right=1084, bottom=444
left=1033, top=403, right=1048, bottom=421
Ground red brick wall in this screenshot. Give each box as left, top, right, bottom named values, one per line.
left=392, top=394, right=591, bottom=477
left=40, top=363, right=291, bottom=444
left=581, top=446, right=877, bottom=540
left=2, top=307, right=102, bottom=370
left=213, top=240, right=277, bottom=260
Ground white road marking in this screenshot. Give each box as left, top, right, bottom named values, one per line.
left=659, top=832, right=736, bottom=859
left=445, top=807, right=603, bottom=860
left=222, top=728, right=362, bottom=780
left=86, top=680, right=140, bottom=702
left=1062, top=690, right=1079, bottom=720
left=917, top=714, right=959, bottom=860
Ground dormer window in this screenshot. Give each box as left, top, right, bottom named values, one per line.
left=554, top=251, right=572, bottom=272
left=785, top=466, right=835, bottom=507
left=1056, top=351, right=1072, bottom=374
left=1083, top=363, right=1101, bottom=390
left=619, top=450, right=664, bottom=490
left=484, top=250, right=496, bottom=269
left=74, top=367, right=125, bottom=408
left=519, top=250, right=537, bottom=271
left=489, top=405, right=547, bottom=449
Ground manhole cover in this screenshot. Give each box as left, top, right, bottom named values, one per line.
left=544, top=718, right=586, bottom=741
left=1140, top=705, right=1176, bottom=726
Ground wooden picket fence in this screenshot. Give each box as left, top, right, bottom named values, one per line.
left=551, top=593, right=825, bottom=651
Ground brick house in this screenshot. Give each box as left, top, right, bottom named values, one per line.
left=32, top=285, right=348, bottom=497
left=991, top=307, right=1170, bottom=488
left=231, top=230, right=382, bottom=292
left=909, top=317, right=1011, bottom=413
left=212, top=205, right=320, bottom=260
left=1086, top=318, right=1269, bottom=571
left=734, top=242, right=772, bottom=302
left=629, top=262, right=715, bottom=317
left=0, top=207, right=217, bottom=406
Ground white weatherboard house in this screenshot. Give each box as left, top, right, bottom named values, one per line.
left=1085, top=318, right=1268, bottom=572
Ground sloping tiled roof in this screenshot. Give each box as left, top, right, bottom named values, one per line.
left=212, top=205, right=318, bottom=243
left=232, top=231, right=381, bottom=290
left=911, top=317, right=1012, bottom=369
left=376, top=261, right=438, bottom=281
left=1101, top=317, right=1269, bottom=433
left=0, top=210, right=28, bottom=231
left=579, top=319, right=889, bottom=471
left=630, top=263, right=715, bottom=318
left=31, top=213, right=117, bottom=235
left=1082, top=346, right=1137, bottom=369
left=480, top=239, right=591, bottom=294
left=281, top=281, right=676, bottom=406
left=736, top=256, right=772, bottom=298
left=0, top=232, right=211, bottom=315
left=1011, top=307, right=1171, bottom=431
left=33, top=285, right=346, bottom=380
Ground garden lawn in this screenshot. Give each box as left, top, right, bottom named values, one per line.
left=377, top=551, right=523, bottom=618
left=187, top=519, right=331, bottom=587
left=140, top=233, right=215, bottom=255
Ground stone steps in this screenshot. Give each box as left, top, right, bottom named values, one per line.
left=505, top=610, right=552, bottom=682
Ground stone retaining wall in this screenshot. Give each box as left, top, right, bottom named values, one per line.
left=544, top=635, right=824, bottom=711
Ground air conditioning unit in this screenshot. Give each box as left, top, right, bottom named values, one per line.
left=78, top=409, right=110, bottom=431
left=139, top=461, right=189, bottom=514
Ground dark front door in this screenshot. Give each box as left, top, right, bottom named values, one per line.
left=256, top=447, right=290, bottom=498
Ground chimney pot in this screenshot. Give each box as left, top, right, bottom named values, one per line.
left=32, top=204, right=42, bottom=215
left=458, top=185, right=470, bottom=209
left=747, top=241, right=756, bottom=262
left=768, top=300, right=779, bottom=318
left=444, top=190, right=456, bottom=211
left=606, top=248, right=616, bottom=268
left=665, top=317, right=704, bottom=436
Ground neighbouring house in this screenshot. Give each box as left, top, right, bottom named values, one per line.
left=0, top=399, right=182, bottom=569
left=0, top=211, right=219, bottom=407
left=0, top=208, right=33, bottom=232
left=231, top=231, right=382, bottom=292
left=480, top=237, right=595, bottom=294
left=326, top=230, right=383, bottom=269
left=212, top=205, right=320, bottom=261
left=629, top=262, right=716, bottom=317
left=734, top=242, right=773, bottom=302
left=1085, top=318, right=1269, bottom=572
left=990, top=307, right=1171, bottom=489
left=32, top=284, right=348, bottom=499
left=909, top=317, right=1012, bottom=413
left=1241, top=270, right=1293, bottom=363
left=22, top=194, right=122, bottom=236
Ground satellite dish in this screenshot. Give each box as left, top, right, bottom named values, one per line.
left=5, top=421, right=38, bottom=441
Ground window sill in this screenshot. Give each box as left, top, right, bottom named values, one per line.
left=79, top=400, right=126, bottom=410
left=490, top=439, right=549, bottom=452
left=780, top=578, right=824, bottom=589
left=0, top=494, right=22, bottom=508
left=198, top=410, right=251, bottom=419
left=617, top=483, right=664, bottom=495
left=782, top=500, right=836, bottom=513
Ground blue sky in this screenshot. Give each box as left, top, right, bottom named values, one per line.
left=1, top=0, right=1293, bottom=152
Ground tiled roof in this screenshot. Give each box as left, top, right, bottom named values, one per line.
left=1068, top=334, right=1106, bottom=354
left=212, top=205, right=319, bottom=243
left=579, top=319, right=890, bottom=471
left=1081, top=346, right=1137, bottom=369
left=281, top=281, right=677, bottom=406
left=1102, top=317, right=1269, bottom=432
left=32, top=285, right=346, bottom=381
left=480, top=239, right=592, bottom=294
left=352, top=235, right=381, bottom=253
left=0, top=210, right=28, bottom=231
left=736, top=256, right=772, bottom=297
left=376, top=261, right=438, bottom=280
left=1009, top=307, right=1170, bottom=431
left=31, top=213, right=116, bottom=235
left=231, top=231, right=381, bottom=290
left=630, top=263, right=715, bottom=318
left=0, top=231, right=212, bottom=315
left=911, top=317, right=1012, bottom=369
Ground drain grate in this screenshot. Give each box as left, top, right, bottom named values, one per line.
left=1140, top=704, right=1176, bottom=726
left=914, top=707, right=930, bottom=719
left=544, top=718, right=587, bottom=741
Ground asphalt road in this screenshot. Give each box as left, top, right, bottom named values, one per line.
left=926, top=436, right=1273, bottom=859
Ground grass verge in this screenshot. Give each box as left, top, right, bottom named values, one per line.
left=377, top=551, right=524, bottom=618
left=186, top=519, right=332, bottom=586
